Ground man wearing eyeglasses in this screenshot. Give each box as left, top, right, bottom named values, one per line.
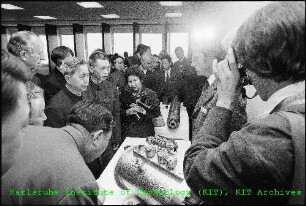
left=7, top=31, right=45, bottom=88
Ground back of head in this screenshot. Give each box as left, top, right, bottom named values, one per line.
left=160, top=54, right=172, bottom=64
left=233, top=1, right=305, bottom=83
left=7, top=31, right=39, bottom=57
left=2, top=49, right=28, bottom=121
left=51, top=46, right=74, bottom=64
left=125, top=65, right=144, bottom=81
left=67, top=99, right=113, bottom=133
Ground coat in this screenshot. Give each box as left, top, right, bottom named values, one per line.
left=184, top=85, right=305, bottom=205
left=43, top=68, right=66, bottom=104
left=1, top=125, right=101, bottom=205
left=120, top=86, right=161, bottom=138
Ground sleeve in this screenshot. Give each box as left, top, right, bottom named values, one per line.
left=44, top=107, right=66, bottom=128
left=43, top=80, right=57, bottom=103
left=142, top=90, right=161, bottom=120
left=58, top=181, right=103, bottom=205
left=183, top=107, right=294, bottom=204
left=112, top=87, right=122, bottom=144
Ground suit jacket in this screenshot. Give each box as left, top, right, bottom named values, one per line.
left=173, top=57, right=192, bottom=74
left=43, top=68, right=66, bottom=104
left=1, top=125, right=101, bottom=205
left=153, top=68, right=183, bottom=103
left=108, top=70, right=126, bottom=95
left=44, top=87, right=82, bottom=128
left=82, top=79, right=121, bottom=145
left=120, top=86, right=161, bottom=138
left=142, top=69, right=157, bottom=91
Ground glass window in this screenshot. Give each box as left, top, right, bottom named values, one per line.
left=169, top=33, right=189, bottom=62
left=38, top=35, right=49, bottom=65
left=87, top=33, right=103, bottom=58
left=113, top=33, right=133, bottom=57
left=141, top=33, right=162, bottom=56
left=61, top=34, right=75, bottom=54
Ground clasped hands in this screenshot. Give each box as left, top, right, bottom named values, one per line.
left=126, top=103, right=146, bottom=118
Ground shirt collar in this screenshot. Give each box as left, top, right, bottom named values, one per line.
left=258, top=81, right=305, bottom=118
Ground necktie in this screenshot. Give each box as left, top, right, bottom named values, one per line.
left=165, top=71, right=169, bottom=83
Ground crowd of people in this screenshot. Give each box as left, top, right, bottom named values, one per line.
left=1, top=1, right=305, bottom=205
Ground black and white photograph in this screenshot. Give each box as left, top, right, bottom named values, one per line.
left=1, top=1, right=305, bottom=205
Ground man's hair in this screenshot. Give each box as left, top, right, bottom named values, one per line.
left=60, top=56, right=87, bottom=76
left=125, top=65, right=144, bottom=81
left=7, top=31, right=40, bottom=57
left=136, top=44, right=150, bottom=56
left=67, top=100, right=113, bottom=133
left=175, top=47, right=184, bottom=53
left=2, top=49, right=29, bottom=121
left=51, top=46, right=74, bottom=64
left=88, top=50, right=109, bottom=67
left=233, top=1, right=305, bottom=83
left=161, top=54, right=172, bottom=63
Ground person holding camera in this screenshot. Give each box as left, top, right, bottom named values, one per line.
left=183, top=2, right=305, bottom=205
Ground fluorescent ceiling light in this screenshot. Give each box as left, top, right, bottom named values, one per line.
left=76, top=2, right=103, bottom=8
left=160, top=1, right=182, bottom=6
left=165, top=13, right=182, bottom=17
left=1, top=4, right=24, bottom=10
left=34, top=16, right=57, bottom=20
left=101, top=14, right=120, bottom=19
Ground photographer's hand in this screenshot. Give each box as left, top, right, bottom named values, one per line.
left=213, top=47, right=241, bottom=110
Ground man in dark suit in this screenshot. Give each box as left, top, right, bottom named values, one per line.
left=127, top=44, right=151, bottom=67
left=140, top=52, right=156, bottom=90
left=173, top=47, right=194, bottom=75
left=43, top=46, right=74, bottom=103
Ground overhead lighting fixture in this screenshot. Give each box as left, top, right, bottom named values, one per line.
left=165, top=13, right=182, bottom=18
left=101, top=14, right=120, bottom=19
left=160, top=1, right=182, bottom=6
left=34, top=16, right=57, bottom=20
left=76, top=2, right=103, bottom=8
left=1, top=4, right=24, bottom=10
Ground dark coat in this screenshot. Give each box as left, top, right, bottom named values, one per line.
left=43, top=68, right=66, bottom=104
left=184, top=89, right=305, bottom=205
left=127, top=53, right=141, bottom=67
left=172, top=57, right=192, bottom=74
left=44, top=86, right=82, bottom=128
left=108, top=70, right=126, bottom=95
left=120, top=86, right=161, bottom=138
left=1, top=125, right=100, bottom=205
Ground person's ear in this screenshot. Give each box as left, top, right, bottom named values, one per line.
left=91, top=130, right=104, bottom=141
left=19, top=50, right=28, bottom=61
left=64, top=75, right=71, bottom=84
left=88, top=66, right=94, bottom=73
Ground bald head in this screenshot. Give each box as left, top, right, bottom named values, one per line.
left=7, top=31, right=44, bottom=79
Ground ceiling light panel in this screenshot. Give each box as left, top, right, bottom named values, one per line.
left=1, top=4, right=24, bottom=10
left=160, top=1, right=182, bottom=6
left=34, top=16, right=57, bottom=19
left=165, top=13, right=182, bottom=17
left=76, top=2, right=103, bottom=8
left=101, top=14, right=120, bottom=19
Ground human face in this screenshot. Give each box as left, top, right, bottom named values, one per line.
left=113, top=57, right=124, bottom=71
left=141, top=55, right=154, bottom=71
left=66, top=64, right=90, bottom=93
left=128, top=75, right=142, bottom=93
left=175, top=49, right=184, bottom=60
left=22, top=38, right=44, bottom=79
left=153, top=56, right=160, bottom=68
left=90, top=59, right=110, bottom=81
left=2, top=82, right=30, bottom=175
left=29, top=97, right=47, bottom=126
left=162, top=59, right=171, bottom=71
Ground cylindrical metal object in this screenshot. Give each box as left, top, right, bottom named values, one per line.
left=167, top=96, right=181, bottom=129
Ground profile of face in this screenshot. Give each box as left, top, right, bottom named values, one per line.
left=21, top=37, right=44, bottom=79
left=66, top=64, right=90, bottom=93
left=175, top=48, right=185, bottom=60
left=90, top=59, right=110, bottom=81
left=161, top=58, right=171, bottom=71
left=127, top=75, right=142, bottom=93
left=29, top=97, right=47, bottom=126
left=153, top=56, right=160, bottom=68
left=113, top=57, right=124, bottom=71
left=2, top=82, right=30, bottom=175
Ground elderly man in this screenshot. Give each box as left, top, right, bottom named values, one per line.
left=1, top=99, right=114, bottom=205
left=1, top=49, right=30, bottom=176
left=7, top=31, right=45, bottom=87
left=140, top=51, right=156, bottom=90
left=184, top=2, right=305, bottom=205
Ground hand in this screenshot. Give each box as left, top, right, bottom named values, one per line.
left=213, top=47, right=241, bottom=110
